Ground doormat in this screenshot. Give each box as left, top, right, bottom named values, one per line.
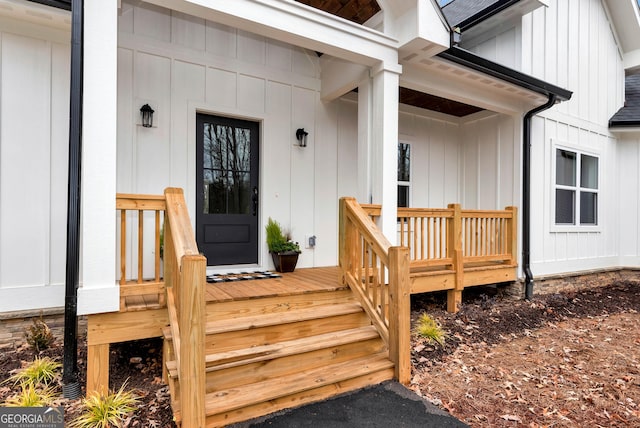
left=206, top=271, right=282, bottom=283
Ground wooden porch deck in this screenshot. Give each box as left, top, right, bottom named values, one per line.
left=87, top=191, right=520, bottom=426
left=205, top=266, right=344, bottom=303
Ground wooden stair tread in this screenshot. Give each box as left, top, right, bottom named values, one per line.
left=173, top=353, right=394, bottom=419
left=163, top=302, right=364, bottom=339
left=165, top=325, right=382, bottom=378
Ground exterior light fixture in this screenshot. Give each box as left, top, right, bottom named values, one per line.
left=296, top=128, right=308, bottom=147
left=140, top=104, right=155, bottom=128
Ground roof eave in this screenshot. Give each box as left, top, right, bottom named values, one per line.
left=453, top=0, right=522, bottom=31
left=27, top=0, right=71, bottom=11
left=437, top=46, right=573, bottom=102
left=609, top=121, right=640, bottom=130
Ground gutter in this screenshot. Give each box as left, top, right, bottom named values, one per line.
left=62, top=0, right=83, bottom=399
left=437, top=47, right=572, bottom=101
left=522, top=95, right=557, bottom=300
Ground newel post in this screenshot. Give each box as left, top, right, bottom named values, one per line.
left=506, top=206, right=518, bottom=266
left=447, top=204, right=464, bottom=313
left=179, top=254, right=206, bottom=428
left=388, top=246, right=411, bottom=384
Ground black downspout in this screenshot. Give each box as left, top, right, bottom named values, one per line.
left=522, top=94, right=557, bottom=300
left=62, top=0, right=83, bottom=399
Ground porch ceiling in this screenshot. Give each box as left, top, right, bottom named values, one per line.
left=399, top=87, right=483, bottom=117
left=294, top=0, right=381, bottom=25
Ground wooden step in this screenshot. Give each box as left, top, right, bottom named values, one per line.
left=164, top=302, right=371, bottom=355
left=165, top=325, right=382, bottom=379
left=206, top=288, right=355, bottom=322
left=172, top=353, right=395, bottom=424
left=164, top=302, right=364, bottom=339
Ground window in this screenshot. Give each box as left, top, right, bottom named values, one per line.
left=554, top=147, right=598, bottom=226
left=397, top=143, right=411, bottom=207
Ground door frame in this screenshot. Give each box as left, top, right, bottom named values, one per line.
left=188, top=103, right=265, bottom=269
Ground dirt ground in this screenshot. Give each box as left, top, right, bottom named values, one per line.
left=0, top=280, right=638, bottom=427
left=410, top=281, right=640, bottom=427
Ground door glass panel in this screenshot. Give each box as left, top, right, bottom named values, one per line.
left=203, top=123, right=252, bottom=215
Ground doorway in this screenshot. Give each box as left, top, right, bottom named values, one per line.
left=196, top=114, right=260, bottom=265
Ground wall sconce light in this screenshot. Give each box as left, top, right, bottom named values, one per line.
left=296, top=128, right=308, bottom=147
left=140, top=104, right=155, bottom=128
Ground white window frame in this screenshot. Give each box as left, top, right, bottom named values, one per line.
left=397, top=142, right=411, bottom=208
left=551, top=140, right=601, bottom=233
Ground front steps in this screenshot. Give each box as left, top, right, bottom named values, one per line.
left=163, top=287, right=394, bottom=427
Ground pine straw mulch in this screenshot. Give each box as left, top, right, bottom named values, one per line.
left=0, top=279, right=638, bottom=427
left=409, top=280, right=640, bottom=427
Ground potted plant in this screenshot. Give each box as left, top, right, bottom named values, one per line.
left=266, top=218, right=301, bottom=273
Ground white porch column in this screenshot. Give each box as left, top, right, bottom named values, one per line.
left=77, top=0, right=119, bottom=315
left=357, top=77, right=373, bottom=203
left=370, top=62, right=401, bottom=245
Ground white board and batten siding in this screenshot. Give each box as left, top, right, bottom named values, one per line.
left=117, top=0, right=350, bottom=271
left=463, top=0, right=638, bottom=275
left=525, top=0, right=629, bottom=275
left=0, top=20, right=70, bottom=312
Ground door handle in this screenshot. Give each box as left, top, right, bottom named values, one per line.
left=252, top=186, right=258, bottom=216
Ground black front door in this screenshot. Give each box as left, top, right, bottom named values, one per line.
left=196, top=114, right=259, bottom=265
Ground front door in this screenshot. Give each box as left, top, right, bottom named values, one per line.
left=196, top=114, right=259, bottom=265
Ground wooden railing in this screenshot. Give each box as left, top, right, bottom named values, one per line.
left=116, top=194, right=166, bottom=311
left=162, top=188, right=206, bottom=427
left=339, top=197, right=411, bottom=384
left=361, top=204, right=517, bottom=270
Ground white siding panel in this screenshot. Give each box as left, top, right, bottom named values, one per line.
left=205, top=21, right=237, bottom=58
left=336, top=99, right=358, bottom=200
left=291, top=87, right=316, bottom=267
left=171, top=11, right=206, bottom=51
left=238, top=74, right=265, bottom=114
left=171, top=60, right=206, bottom=192
left=133, top=2, right=171, bottom=43
left=0, top=34, right=51, bottom=288
left=267, top=39, right=293, bottom=73
left=618, top=138, right=640, bottom=260
left=264, top=81, right=293, bottom=240
left=206, top=68, right=237, bottom=109
left=117, top=48, right=134, bottom=192
left=525, top=0, right=624, bottom=124
left=237, top=30, right=265, bottom=66
left=49, top=42, right=70, bottom=286
left=134, top=52, right=171, bottom=194
left=313, top=97, right=339, bottom=266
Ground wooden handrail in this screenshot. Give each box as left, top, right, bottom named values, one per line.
left=339, top=197, right=411, bottom=384
left=162, top=187, right=206, bottom=428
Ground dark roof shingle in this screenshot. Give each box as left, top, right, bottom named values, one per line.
left=609, top=74, right=640, bottom=128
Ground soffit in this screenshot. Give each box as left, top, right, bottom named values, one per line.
left=294, top=0, right=381, bottom=25
left=402, top=55, right=550, bottom=115
left=0, top=0, right=70, bottom=29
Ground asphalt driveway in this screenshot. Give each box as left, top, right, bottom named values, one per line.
left=229, top=381, right=469, bottom=428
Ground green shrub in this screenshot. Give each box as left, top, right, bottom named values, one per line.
left=24, top=316, right=55, bottom=352
left=414, top=313, right=447, bottom=346
left=265, top=218, right=300, bottom=253
left=70, top=383, right=138, bottom=428
left=3, top=383, right=57, bottom=407
left=8, top=357, right=61, bottom=387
